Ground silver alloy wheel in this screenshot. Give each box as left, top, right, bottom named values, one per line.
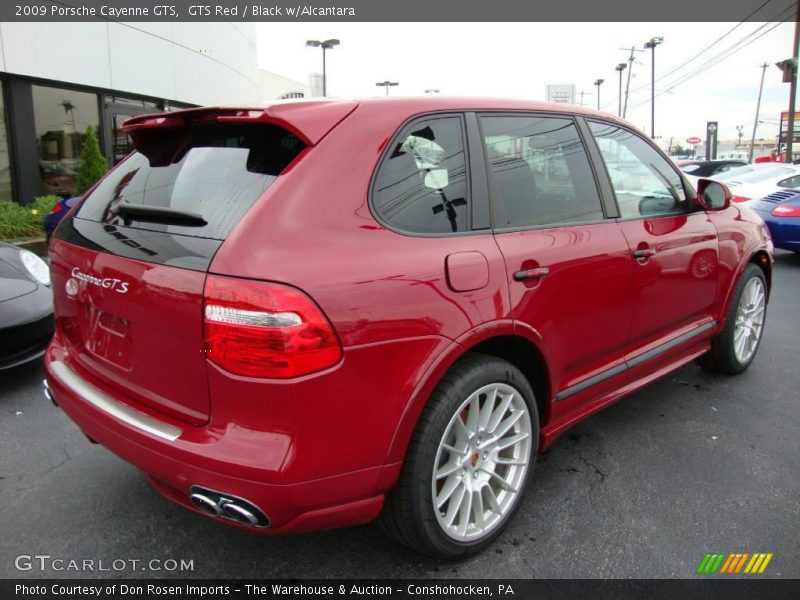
left=431, top=382, right=532, bottom=542
left=733, top=277, right=766, bottom=364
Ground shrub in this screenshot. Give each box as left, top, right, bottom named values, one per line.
left=0, top=196, right=59, bottom=241
left=77, top=126, right=107, bottom=194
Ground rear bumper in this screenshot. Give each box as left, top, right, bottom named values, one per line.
left=753, top=210, right=800, bottom=251
left=765, top=218, right=800, bottom=251
left=44, top=345, right=390, bottom=533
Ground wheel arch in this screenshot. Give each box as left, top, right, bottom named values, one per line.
left=384, top=321, right=553, bottom=468
left=718, top=245, right=772, bottom=328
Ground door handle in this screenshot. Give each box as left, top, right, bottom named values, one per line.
left=513, top=267, right=550, bottom=281
left=632, top=248, right=656, bottom=260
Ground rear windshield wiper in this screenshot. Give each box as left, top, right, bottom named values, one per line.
left=111, top=204, right=208, bottom=227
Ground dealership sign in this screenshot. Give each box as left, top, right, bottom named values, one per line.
left=686, top=137, right=702, bottom=145
left=545, top=84, right=575, bottom=104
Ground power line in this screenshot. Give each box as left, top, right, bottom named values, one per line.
left=628, top=13, right=794, bottom=111
left=601, top=1, right=794, bottom=112
left=629, top=0, right=776, bottom=96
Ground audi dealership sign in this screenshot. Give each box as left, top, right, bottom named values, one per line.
left=546, top=84, right=575, bottom=105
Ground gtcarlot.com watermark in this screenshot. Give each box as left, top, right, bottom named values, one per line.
left=14, top=554, right=194, bottom=573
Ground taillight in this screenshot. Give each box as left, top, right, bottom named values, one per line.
left=203, top=276, right=342, bottom=378
left=772, top=204, right=800, bottom=217
left=732, top=195, right=750, bottom=203
left=49, top=203, right=64, bottom=215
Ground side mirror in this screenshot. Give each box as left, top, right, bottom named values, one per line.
left=424, top=169, right=449, bottom=190
left=695, top=179, right=731, bottom=211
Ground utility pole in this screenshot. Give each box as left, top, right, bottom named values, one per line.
left=615, top=63, right=627, bottom=116
left=749, top=63, right=769, bottom=163
left=578, top=90, right=591, bottom=106
left=785, top=1, right=799, bottom=162
left=644, top=36, right=664, bottom=139
left=620, top=46, right=644, bottom=119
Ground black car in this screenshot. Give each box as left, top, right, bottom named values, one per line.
left=0, top=242, right=54, bottom=369
left=678, top=159, right=748, bottom=178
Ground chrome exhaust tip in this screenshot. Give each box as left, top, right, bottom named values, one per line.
left=188, top=486, right=270, bottom=528
left=43, top=379, right=57, bottom=406
left=189, top=492, right=222, bottom=517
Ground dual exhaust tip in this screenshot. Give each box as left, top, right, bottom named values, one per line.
left=189, top=485, right=270, bottom=528
left=43, top=378, right=268, bottom=528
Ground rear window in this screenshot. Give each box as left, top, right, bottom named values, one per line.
left=76, top=123, right=305, bottom=241
left=717, top=165, right=794, bottom=183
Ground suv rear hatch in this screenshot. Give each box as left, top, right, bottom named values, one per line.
left=49, top=102, right=357, bottom=425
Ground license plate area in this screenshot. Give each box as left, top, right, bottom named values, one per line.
left=81, top=306, right=132, bottom=370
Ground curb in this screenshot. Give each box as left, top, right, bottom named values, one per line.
left=12, top=238, right=48, bottom=257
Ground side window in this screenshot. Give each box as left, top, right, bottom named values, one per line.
left=588, top=121, right=688, bottom=219
left=480, top=115, right=604, bottom=228
left=373, top=117, right=469, bottom=234
left=777, top=174, right=800, bottom=189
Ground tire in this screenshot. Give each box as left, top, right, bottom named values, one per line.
left=698, top=263, right=767, bottom=374
left=377, top=353, right=538, bottom=559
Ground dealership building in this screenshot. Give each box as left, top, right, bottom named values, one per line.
left=0, top=22, right=312, bottom=205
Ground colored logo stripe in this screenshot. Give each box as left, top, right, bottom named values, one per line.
left=697, top=552, right=773, bottom=574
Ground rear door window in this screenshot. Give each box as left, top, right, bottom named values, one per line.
left=76, top=123, right=305, bottom=241
left=372, top=116, right=469, bottom=234
left=480, top=115, right=604, bottom=228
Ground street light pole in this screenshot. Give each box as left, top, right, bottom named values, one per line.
left=593, top=79, right=604, bottom=110
left=615, top=63, right=627, bottom=117
left=376, top=81, right=399, bottom=96
left=644, top=36, right=663, bottom=138
left=305, top=38, right=340, bottom=97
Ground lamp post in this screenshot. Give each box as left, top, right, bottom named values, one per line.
left=376, top=81, right=399, bottom=96
left=614, top=63, right=627, bottom=117
left=305, top=39, right=340, bottom=97
left=644, top=36, right=664, bottom=138
left=593, top=79, right=604, bottom=110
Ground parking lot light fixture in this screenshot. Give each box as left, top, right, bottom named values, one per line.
left=615, top=63, right=627, bottom=116
left=644, top=36, right=664, bottom=138
left=306, top=38, right=340, bottom=97
left=594, top=79, right=604, bottom=110
left=376, top=81, right=399, bottom=96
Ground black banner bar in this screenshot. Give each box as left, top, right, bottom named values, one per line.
left=0, top=0, right=792, bottom=22
left=4, top=579, right=800, bottom=600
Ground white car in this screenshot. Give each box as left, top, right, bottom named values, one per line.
left=690, top=163, right=800, bottom=205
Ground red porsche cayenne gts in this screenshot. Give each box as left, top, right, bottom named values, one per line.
left=44, top=97, right=772, bottom=558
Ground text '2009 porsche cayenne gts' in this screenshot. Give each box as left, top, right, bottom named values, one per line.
left=44, top=98, right=772, bottom=558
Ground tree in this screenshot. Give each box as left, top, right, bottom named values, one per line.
left=76, top=126, right=107, bottom=195
left=671, top=143, right=689, bottom=156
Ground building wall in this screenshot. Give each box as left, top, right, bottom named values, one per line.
left=0, top=22, right=271, bottom=205
left=258, top=70, right=312, bottom=101
left=0, top=22, right=260, bottom=105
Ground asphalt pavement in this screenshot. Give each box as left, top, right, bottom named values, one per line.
left=1, top=251, right=798, bottom=579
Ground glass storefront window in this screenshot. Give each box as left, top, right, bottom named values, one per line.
left=0, top=86, right=13, bottom=201
left=32, top=85, right=100, bottom=197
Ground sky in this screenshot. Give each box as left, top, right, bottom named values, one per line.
left=256, top=21, right=797, bottom=148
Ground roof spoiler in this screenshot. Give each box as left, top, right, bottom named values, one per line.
left=121, top=100, right=358, bottom=165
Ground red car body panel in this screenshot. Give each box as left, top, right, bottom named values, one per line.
left=45, top=97, right=773, bottom=534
